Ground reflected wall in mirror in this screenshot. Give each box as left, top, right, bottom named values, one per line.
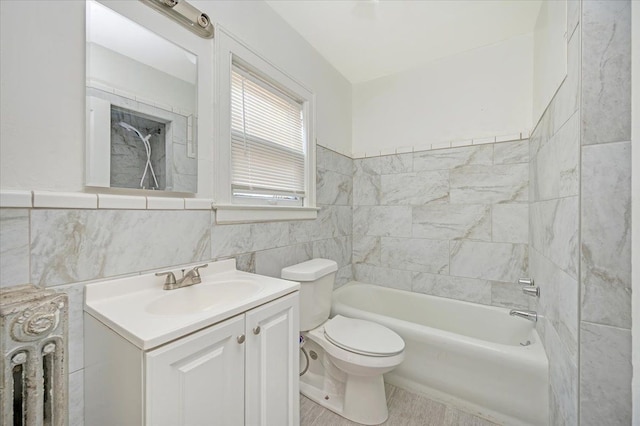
left=86, top=0, right=198, bottom=192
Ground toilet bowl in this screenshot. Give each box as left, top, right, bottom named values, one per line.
left=282, top=259, right=405, bottom=425
left=303, top=315, right=405, bottom=425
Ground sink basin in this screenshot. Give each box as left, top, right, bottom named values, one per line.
left=85, top=259, right=300, bottom=349
left=145, top=279, right=264, bottom=316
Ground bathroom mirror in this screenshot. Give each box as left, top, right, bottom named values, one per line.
left=86, top=0, right=198, bottom=192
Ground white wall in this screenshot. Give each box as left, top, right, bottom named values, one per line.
left=532, top=0, right=567, bottom=126
left=0, top=0, right=352, bottom=192
left=352, top=33, right=533, bottom=155
left=88, top=43, right=196, bottom=113
left=0, top=1, right=85, bottom=191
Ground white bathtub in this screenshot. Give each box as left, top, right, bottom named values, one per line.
left=331, top=282, right=548, bottom=426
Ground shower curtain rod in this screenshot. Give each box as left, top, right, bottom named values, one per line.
left=139, top=0, right=214, bottom=39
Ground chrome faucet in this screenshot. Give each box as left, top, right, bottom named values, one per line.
left=509, top=309, right=538, bottom=322
left=156, top=264, right=208, bottom=290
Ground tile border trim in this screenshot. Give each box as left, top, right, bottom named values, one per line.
left=0, top=190, right=214, bottom=211
left=351, top=131, right=530, bottom=159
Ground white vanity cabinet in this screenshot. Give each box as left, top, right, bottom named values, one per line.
left=85, top=291, right=300, bottom=426
left=145, top=314, right=246, bottom=426
left=245, top=293, right=300, bottom=426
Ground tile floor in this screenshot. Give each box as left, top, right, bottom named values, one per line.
left=300, top=384, right=499, bottom=426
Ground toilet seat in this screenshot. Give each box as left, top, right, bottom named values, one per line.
left=324, top=315, right=405, bottom=357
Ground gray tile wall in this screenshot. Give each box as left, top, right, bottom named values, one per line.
left=530, top=1, right=633, bottom=424
left=529, top=3, right=582, bottom=424
left=0, top=209, right=29, bottom=288
left=579, top=0, right=632, bottom=424
left=353, top=141, right=531, bottom=309
left=0, top=145, right=352, bottom=425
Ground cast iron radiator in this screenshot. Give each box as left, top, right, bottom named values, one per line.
left=1, top=285, right=68, bottom=426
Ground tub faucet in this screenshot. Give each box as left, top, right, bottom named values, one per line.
left=509, top=309, right=538, bottom=322
left=156, top=264, right=208, bottom=290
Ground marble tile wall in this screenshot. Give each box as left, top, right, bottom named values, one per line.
left=528, top=6, right=582, bottom=425
left=530, top=1, right=633, bottom=424
left=30, top=210, right=212, bottom=286
left=579, top=321, right=632, bottom=425
left=579, top=1, right=632, bottom=424
left=0, top=144, right=352, bottom=425
left=0, top=209, right=29, bottom=288
left=352, top=140, right=531, bottom=309
left=581, top=0, right=632, bottom=147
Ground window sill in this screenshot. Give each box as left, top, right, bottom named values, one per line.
left=213, top=204, right=319, bottom=224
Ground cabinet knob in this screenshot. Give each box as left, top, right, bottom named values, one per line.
left=237, top=334, right=245, bottom=344
left=253, top=326, right=261, bottom=335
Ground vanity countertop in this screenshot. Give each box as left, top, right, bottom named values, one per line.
left=84, top=259, right=299, bottom=350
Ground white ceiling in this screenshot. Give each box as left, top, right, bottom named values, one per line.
left=266, top=0, right=543, bottom=84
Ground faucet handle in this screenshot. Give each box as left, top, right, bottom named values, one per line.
left=155, top=271, right=177, bottom=285
left=518, top=278, right=534, bottom=286
left=191, top=264, right=208, bottom=277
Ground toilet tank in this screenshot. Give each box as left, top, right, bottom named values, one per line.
left=281, top=259, right=338, bottom=331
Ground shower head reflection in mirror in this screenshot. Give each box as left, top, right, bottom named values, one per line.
left=109, top=106, right=167, bottom=191
left=118, top=122, right=160, bottom=190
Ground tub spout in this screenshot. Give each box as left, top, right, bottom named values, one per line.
left=509, top=309, right=537, bottom=322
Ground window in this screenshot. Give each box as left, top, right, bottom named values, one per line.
left=231, top=65, right=305, bottom=205
left=214, top=27, right=317, bottom=223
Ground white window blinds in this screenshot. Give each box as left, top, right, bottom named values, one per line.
left=231, top=65, right=306, bottom=200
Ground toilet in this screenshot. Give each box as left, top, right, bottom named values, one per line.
left=282, top=259, right=405, bottom=425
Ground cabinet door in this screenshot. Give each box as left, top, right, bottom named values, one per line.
left=145, top=315, right=245, bottom=426
left=245, top=292, right=300, bottom=426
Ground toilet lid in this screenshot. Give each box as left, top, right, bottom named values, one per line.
left=324, top=315, right=405, bottom=357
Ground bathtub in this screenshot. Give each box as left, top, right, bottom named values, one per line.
left=331, top=282, right=548, bottom=426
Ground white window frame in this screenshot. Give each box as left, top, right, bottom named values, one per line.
left=214, top=26, right=317, bottom=224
